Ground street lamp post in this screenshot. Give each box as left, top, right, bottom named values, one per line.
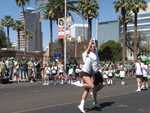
left=64, top=0, right=67, bottom=71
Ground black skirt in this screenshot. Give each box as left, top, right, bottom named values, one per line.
left=94, top=71, right=104, bottom=85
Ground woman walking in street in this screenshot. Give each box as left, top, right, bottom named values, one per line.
left=75, top=40, right=95, bottom=113
left=74, top=39, right=103, bottom=113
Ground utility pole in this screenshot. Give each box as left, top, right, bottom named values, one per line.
left=64, top=0, right=67, bottom=71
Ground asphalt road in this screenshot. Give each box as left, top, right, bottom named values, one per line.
left=0, top=78, right=149, bottom=113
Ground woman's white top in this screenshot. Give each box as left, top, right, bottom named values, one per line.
left=82, top=52, right=92, bottom=74
left=135, top=62, right=143, bottom=76
left=89, top=52, right=100, bottom=73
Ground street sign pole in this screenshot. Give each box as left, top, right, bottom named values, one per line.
left=64, top=0, right=67, bottom=71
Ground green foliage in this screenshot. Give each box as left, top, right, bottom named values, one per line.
left=78, top=0, right=99, bottom=19
left=99, top=40, right=122, bottom=62
left=12, top=20, right=24, bottom=31
left=1, top=16, right=14, bottom=45
left=1, top=16, right=14, bottom=28
left=15, top=0, right=29, bottom=7
left=38, top=0, right=79, bottom=20
left=26, top=30, right=32, bottom=39
left=129, top=0, right=147, bottom=13
left=114, top=0, right=133, bottom=24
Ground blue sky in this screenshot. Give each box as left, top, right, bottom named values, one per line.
left=0, top=0, right=118, bottom=49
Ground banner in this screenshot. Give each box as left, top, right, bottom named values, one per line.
left=58, top=18, right=65, bottom=39
left=58, top=16, right=72, bottom=40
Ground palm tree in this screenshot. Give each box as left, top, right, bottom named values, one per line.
left=15, top=0, right=29, bottom=17
left=0, top=22, right=3, bottom=30
left=12, top=20, right=24, bottom=50
left=130, top=0, right=147, bottom=60
left=114, top=0, right=131, bottom=63
left=38, top=0, right=79, bottom=57
left=1, top=16, right=14, bottom=45
left=78, top=0, right=99, bottom=41
left=15, top=0, right=29, bottom=51
left=39, top=2, right=55, bottom=58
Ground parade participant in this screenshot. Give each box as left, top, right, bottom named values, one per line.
left=43, top=64, right=51, bottom=85
left=74, top=39, right=103, bottom=113
left=135, top=58, right=143, bottom=92
left=76, top=39, right=95, bottom=113
left=107, top=66, right=113, bottom=85
left=141, top=62, right=149, bottom=90
left=119, top=64, right=126, bottom=85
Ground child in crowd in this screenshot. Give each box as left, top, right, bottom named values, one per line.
left=119, top=65, right=126, bottom=85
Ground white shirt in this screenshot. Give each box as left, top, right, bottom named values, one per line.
left=89, top=52, right=100, bottom=73
left=82, top=52, right=92, bottom=74
left=120, top=70, right=125, bottom=78
left=58, top=64, right=64, bottom=73
left=135, top=62, right=143, bottom=76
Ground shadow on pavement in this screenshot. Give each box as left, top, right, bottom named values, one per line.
left=86, top=101, right=115, bottom=112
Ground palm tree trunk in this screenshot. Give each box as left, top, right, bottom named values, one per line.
left=17, top=30, right=20, bottom=50
left=134, top=11, right=138, bottom=60
left=22, top=6, right=27, bottom=52
left=49, top=18, right=53, bottom=58
left=6, top=27, right=10, bottom=44
left=88, top=18, right=92, bottom=41
left=121, top=4, right=126, bottom=64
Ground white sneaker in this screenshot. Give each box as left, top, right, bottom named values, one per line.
left=136, top=88, right=141, bottom=92
left=78, top=105, right=86, bottom=113
left=72, top=81, right=83, bottom=87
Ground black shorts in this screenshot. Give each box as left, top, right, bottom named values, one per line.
left=94, top=72, right=104, bottom=85
left=80, top=71, right=92, bottom=77
left=143, top=77, right=148, bottom=81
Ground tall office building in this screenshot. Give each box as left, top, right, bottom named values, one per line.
left=71, top=24, right=88, bottom=42
left=18, top=8, right=43, bottom=52
left=126, top=2, right=150, bottom=38
left=97, top=20, right=120, bottom=47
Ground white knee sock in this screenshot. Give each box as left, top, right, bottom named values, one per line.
left=80, top=100, right=85, bottom=107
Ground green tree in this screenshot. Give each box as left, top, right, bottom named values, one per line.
left=1, top=16, right=14, bottom=45
left=15, top=0, right=29, bottom=51
left=12, top=20, right=24, bottom=50
left=78, top=0, right=99, bottom=41
left=130, top=0, right=147, bottom=60
left=99, top=40, right=122, bottom=62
